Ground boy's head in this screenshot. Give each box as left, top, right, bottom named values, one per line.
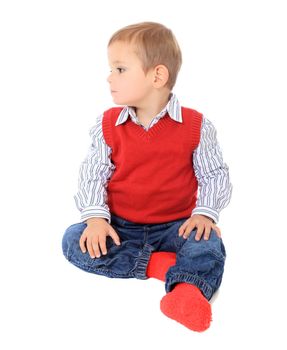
left=108, top=22, right=182, bottom=90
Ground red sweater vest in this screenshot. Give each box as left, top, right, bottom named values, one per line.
left=102, top=107, right=202, bottom=224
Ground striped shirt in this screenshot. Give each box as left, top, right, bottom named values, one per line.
left=74, top=94, right=232, bottom=224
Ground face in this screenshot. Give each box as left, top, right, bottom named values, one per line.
left=107, top=41, right=154, bottom=107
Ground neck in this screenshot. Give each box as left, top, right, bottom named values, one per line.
left=134, top=90, right=171, bottom=127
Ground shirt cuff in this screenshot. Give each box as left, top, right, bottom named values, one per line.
left=191, top=206, right=219, bottom=224
left=80, top=206, right=111, bottom=223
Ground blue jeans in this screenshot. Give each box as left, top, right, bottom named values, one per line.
left=62, top=215, right=226, bottom=300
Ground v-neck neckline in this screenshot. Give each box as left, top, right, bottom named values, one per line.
left=126, top=115, right=175, bottom=140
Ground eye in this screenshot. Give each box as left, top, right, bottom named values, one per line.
left=116, top=67, right=125, bottom=74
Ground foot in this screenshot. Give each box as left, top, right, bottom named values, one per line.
left=146, top=252, right=176, bottom=282
left=160, top=283, right=212, bottom=332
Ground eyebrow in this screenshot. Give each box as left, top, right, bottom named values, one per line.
left=111, top=60, right=126, bottom=65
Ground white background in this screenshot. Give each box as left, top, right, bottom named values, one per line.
left=1, top=0, right=287, bottom=349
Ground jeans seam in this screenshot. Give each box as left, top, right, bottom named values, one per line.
left=206, top=248, right=226, bottom=261
left=70, top=257, right=134, bottom=278
left=132, top=243, right=153, bottom=279
left=165, top=272, right=213, bottom=300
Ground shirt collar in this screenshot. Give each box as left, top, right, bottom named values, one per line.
left=115, top=93, right=183, bottom=126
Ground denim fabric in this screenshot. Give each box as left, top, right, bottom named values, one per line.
left=165, top=229, right=226, bottom=300
left=62, top=214, right=226, bottom=300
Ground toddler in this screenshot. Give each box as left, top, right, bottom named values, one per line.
left=62, top=22, right=232, bottom=332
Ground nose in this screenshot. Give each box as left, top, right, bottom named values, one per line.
left=107, top=72, right=112, bottom=83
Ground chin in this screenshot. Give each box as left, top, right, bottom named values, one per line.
left=113, top=98, right=128, bottom=106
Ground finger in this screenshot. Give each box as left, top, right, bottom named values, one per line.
left=213, top=225, right=222, bottom=238
left=79, top=233, right=87, bottom=253
left=203, top=226, right=212, bottom=240
left=92, top=237, right=101, bottom=258
left=87, top=236, right=96, bottom=259
left=178, top=222, right=188, bottom=236
left=195, top=225, right=204, bottom=241
left=109, top=228, right=121, bottom=245
left=183, top=221, right=197, bottom=239
left=99, top=237, right=107, bottom=255
left=183, top=225, right=193, bottom=239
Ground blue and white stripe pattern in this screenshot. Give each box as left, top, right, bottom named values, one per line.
left=74, top=94, right=232, bottom=223
left=115, top=94, right=182, bottom=128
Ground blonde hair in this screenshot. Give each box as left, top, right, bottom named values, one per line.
left=108, top=22, right=182, bottom=89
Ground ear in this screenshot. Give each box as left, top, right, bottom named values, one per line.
left=152, top=65, right=169, bottom=88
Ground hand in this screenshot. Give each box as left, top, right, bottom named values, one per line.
left=79, top=218, right=121, bottom=259
left=178, top=214, right=221, bottom=241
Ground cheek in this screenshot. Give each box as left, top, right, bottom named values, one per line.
left=129, top=77, right=148, bottom=91
left=122, top=79, right=140, bottom=93
left=119, top=74, right=149, bottom=94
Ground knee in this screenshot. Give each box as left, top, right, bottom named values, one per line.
left=208, top=229, right=226, bottom=259
left=184, top=229, right=226, bottom=259
left=62, top=231, right=70, bottom=258
left=62, top=223, right=86, bottom=259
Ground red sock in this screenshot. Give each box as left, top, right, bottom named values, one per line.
left=146, top=252, right=176, bottom=282
left=160, top=283, right=212, bottom=332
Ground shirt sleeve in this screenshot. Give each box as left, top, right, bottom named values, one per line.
left=191, top=116, right=232, bottom=223
left=74, top=114, right=114, bottom=223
